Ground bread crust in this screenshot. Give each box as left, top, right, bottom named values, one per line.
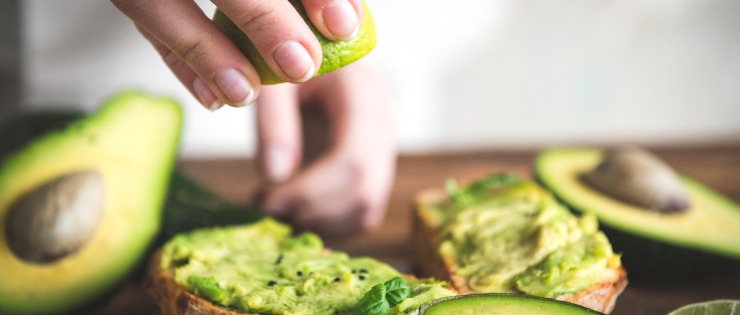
left=144, top=250, right=251, bottom=315
left=411, top=188, right=628, bottom=314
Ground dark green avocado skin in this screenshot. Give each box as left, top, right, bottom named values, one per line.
left=596, top=223, right=740, bottom=279
left=534, top=173, right=740, bottom=279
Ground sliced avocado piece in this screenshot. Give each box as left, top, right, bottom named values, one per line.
left=0, top=91, right=182, bottom=314
left=0, top=110, right=263, bottom=246
left=419, top=294, right=604, bottom=315
left=534, top=147, right=740, bottom=277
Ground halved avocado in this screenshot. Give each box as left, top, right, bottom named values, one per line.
left=534, top=148, right=740, bottom=277
left=0, top=91, right=182, bottom=314
left=419, top=294, right=604, bottom=315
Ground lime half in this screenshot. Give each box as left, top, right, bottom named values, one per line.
left=213, top=0, right=376, bottom=84
left=668, top=300, right=740, bottom=315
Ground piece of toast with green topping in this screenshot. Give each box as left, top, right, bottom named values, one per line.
left=145, top=250, right=245, bottom=315
left=411, top=174, right=628, bottom=313
left=145, top=219, right=457, bottom=315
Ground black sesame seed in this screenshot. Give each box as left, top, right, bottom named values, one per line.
left=268, top=281, right=277, bottom=286
left=297, top=271, right=303, bottom=276
left=359, top=275, right=366, bottom=280
left=334, top=277, right=340, bottom=282
left=352, top=270, right=357, bottom=274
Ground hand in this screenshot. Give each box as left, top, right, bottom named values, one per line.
left=256, top=62, right=396, bottom=236
left=112, top=0, right=363, bottom=110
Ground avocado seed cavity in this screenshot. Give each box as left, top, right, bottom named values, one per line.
left=581, top=147, right=690, bottom=213
left=6, top=170, right=104, bottom=264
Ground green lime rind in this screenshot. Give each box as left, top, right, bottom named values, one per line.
left=667, top=299, right=740, bottom=315
left=213, top=0, right=376, bottom=85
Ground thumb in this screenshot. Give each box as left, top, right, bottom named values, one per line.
left=256, top=84, right=302, bottom=184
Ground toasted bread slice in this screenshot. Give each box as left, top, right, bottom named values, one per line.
left=411, top=188, right=628, bottom=314
left=145, top=249, right=248, bottom=315
left=145, top=247, right=458, bottom=315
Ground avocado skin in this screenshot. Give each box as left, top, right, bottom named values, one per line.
left=534, top=173, right=740, bottom=279
left=594, top=222, right=740, bottom=279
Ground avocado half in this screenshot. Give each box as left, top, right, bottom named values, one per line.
left=534, top=148, right=740, bottom=278
left=0, top=91, right=182, bottom=314
left=419, top=294, right=604, bottom=315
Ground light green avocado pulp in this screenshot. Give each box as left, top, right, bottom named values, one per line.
left=434, top=175, right=620, bottom=297
left=421, top=294, right=603, bottom=315
left=161, top=219, right=455, bottom=315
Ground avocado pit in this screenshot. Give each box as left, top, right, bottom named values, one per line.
left=6, top=170, right=105, bottom=263
left=581, top=147, right=689, bottom=213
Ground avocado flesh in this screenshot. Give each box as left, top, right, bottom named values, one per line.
left=161, top=218, right=456, bottom=315
left=420, top=294, right=603, bottom=315
left=534, top=148, right=740, bottom=276
left=425, top=175, right=620, bottom=297
left=0, top=91, right=182, bottom=314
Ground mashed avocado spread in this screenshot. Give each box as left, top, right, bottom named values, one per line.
left=160, top=219, right=455, bottom=315
left=436, top=174, right=621, bottom=297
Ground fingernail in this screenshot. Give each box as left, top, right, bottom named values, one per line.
left=193, top=77, right=222, bottom=111
left=273, top=41, right=316, bottom=82
left=323, top=1, right=359, bottom=41
left=214, top=68, right=254, bottom=107
left=264, top=145, right=292, bottom=183
left=208, top=102, right=223, bottom=112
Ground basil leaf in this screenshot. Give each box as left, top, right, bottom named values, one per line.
left=448, top=174, right=522, bottom=206
left=353, top=283, right=390, bottom=315
left=384, top=277, right=410, bottom=306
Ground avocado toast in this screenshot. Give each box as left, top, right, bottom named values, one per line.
left=145, top=218, right=457, bottom=315
left=412, top=174, right=627, bottom=313
left=147, top=174, right=626, bottom=315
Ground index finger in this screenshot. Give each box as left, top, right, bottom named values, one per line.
left=213, top=0, right=323, bottom=83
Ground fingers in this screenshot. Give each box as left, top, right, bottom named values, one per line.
left=265, top=156, right=378, bottom=237
left=212, top=0, right=322, bottom=83
left=136, top=25, right=210, bottom=108
left=261, top=63, right=396, bottom=236
left=301, top=0, right=363, bottom=41
left=113, top=0, right=259, bottom=109
left=256, top=84, right=303, bottom=184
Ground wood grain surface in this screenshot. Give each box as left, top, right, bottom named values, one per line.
left=95, top=145, right=740, bottom=315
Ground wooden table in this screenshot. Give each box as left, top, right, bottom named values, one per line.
left=96, top=145, right=740, bottom=315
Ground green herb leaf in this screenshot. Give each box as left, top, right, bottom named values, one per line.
left=384, top=277, right=410, bottom=306
left=448, top=174, right=522, bottom=206
left=353, top=283, right=390, bottom=315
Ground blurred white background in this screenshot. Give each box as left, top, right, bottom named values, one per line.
left=18, top=0, right=740, bottom=158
